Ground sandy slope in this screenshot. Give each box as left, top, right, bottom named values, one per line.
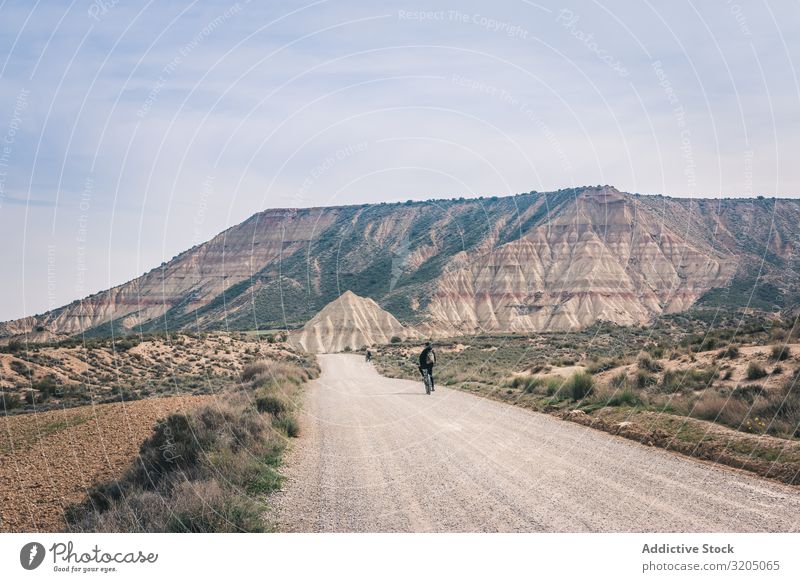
left=271, top=354, right=800, bottom=532
left=288, top=291, right=415, bottom=353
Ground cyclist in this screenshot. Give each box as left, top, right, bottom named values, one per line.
left=418, top=341, right=436, bottom=392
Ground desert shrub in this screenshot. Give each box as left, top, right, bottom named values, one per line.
left=692, top=393, right=750, bottom=426
left=637, top=354, right=662, bottom=373
left=635, top=370, right=655, bottom=389
left=273, top=415, right=299, bottom=438
left=73, top=414, right=263, bottom=528
left=645, top=344, right=665, bottom=358
left=4, top=339, right=24, bottom=353
left=741, top=415, right=769, bottom=434
left=719, top=345, right=740, bottom=359
left=691, top=380, right=800, bottom=437
left=749, top=381, right=800, bottom=436
left=255, top=395, right=287, bottom=416
left=722, top=369, right=733, bottom=380
left=731, top=384, right=765, bottom=402
left=33, top=375, right=59, bottom=397
left=508, top=374, right=543, bottom=394
left=0, top=391, right=22, bottom=410
left=771, top=345, right=791, bottom=361
left=659, top=370, right=681, bottom=393
left=243, top=460, right=284, bottom=495
left=606, top=388, right=642, bottom=406
left=390, top=336, right=402, bottom=343
left=772, top=365, right=783, bottom=376
left=609, top=372, right=628, bottom=388
left=746, top=362, right=767, bottom=380
left=566, top=371, right=594, bottom=401
left=113, top=337, right=140, bottom=352
left=585, top=358, right=617, bottom=374
left=130, top=403, right=266, bottom=487
left=701, top=336, right=718, bottom=351
left=9, top=359, right=30, bottom=376
left=544, top=377, right=565, bottom=397
left=241, top=360, right=270, bottom=382
left=660, top=367, right=715, bottom=393
left=168, top=479, right=266, bottom=533
left=66, top=364, right=306, bottom=533
left=244, top=360, right=307, bottom=387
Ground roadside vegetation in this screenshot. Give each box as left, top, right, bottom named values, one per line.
left=373, top=310, right=800, bottom=484
left=0, top=332, right=297, bottom=413
left=64, top=357, right=319, bottom=532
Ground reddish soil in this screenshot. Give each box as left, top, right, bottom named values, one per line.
left=0, top=396, right=209, bottom=532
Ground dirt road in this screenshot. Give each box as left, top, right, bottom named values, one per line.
left=272, top=354, right=800, bottom=532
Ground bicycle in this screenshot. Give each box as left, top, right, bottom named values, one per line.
left=419, top=367, right=433, bottom=395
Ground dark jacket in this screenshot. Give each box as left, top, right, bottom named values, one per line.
left=419, top=346, right=436, bottom=368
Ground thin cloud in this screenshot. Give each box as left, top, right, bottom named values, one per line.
left=1, top=195, right=57, bottom=207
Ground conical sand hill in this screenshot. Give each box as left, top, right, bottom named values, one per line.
left=288, top=291, right=417, bottom=353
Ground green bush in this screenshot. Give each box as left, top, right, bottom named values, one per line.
left=605, top=388, right=642, bottom=407
left=509, top=374, right=544, bottom=394
left=113, top=337, right=141, bottom=352
left=244, top=360, right=309, bottom=386
left=66, top=380, right=302, bottom=532
left=273, top=415, right=300, bottom=438
left=746, top=362, right=767, bottom=380
left=731, top=384, right=765, bottom=402
left=771, top=345, right=791, bottom=361
left=701, top=337, right=718, bottom=351
left=586, top=358, right=617, bottom=374
left=5, top=339, right=24, bottom=353
left=660, top=367, right=715, bottom=393
left=255, top=395, right=287, bottom=416
left=719, top=345, right=740, bottom=359
left=9, top=359, right=30, bottom=376
left=544, top=377, right=565, bottom=397
left=635, top=371, right=655, bottom=389
left=637, top=354, right=662, bottom=373
left=0, top=391, right=22, bottom=410
left=242, top=360, right=271, bottom=382
left=609, top=372, right=628, bottom=388
left=166, top=480, right=266, bottom=533
left=566, top=372, right=594, bottom=401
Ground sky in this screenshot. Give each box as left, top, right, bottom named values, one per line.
left=0, top=0, right=799, bottom=321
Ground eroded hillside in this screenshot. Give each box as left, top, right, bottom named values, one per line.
left=3, top=186, right=799, bottom=340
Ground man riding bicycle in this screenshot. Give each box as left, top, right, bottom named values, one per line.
left=418, top=341, right=436, bottom=392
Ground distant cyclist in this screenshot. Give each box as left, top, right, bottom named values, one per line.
left=365, top=349, right=372, bottom=362
left=418, top=341, right=436, bottom=392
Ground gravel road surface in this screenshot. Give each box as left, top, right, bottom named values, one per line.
left=271, top=354, right=800, bottom=532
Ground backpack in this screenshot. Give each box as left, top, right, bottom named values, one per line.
left=426, top=349, right=435, bottom=365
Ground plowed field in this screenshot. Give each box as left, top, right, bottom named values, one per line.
left=0, top=396, right=209, bottom=532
